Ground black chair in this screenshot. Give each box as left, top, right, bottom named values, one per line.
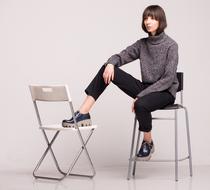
left=127, top=72, right=193, bottom=181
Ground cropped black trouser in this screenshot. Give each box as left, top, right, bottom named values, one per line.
left=85, top=65, right=175, bottom=132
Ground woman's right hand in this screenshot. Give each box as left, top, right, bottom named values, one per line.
left=103, top=64, right=114, bottom=84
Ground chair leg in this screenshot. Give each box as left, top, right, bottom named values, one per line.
left=33, top=131, right=65, bottom=180
left=132, top=130, right=141, bottom=176
left=62, top=129, right=96, bottom=179
left=33, top=129, right=96, bottom=181
left=183, top=107, right=193, bottom=177
left=127, top=117, right=137, bottom=180
left=42, top=130, right=64, bottom=175
left=68, top=102, right=96, bottom=178
left=175, top=110, right=178, bottom=181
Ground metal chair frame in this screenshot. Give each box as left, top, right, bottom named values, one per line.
left=127, top=72, right=193, bottom=181
left=29, top=85, right=97, bottom=181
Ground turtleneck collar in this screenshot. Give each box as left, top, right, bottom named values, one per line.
left=147, top=32, right=166, bottom=45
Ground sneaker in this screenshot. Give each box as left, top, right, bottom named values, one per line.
left=62, top=111, right=92, bottom=128
left=136, top=140, right=154, bottom=161
left=63, top=111, right=79, bottom=123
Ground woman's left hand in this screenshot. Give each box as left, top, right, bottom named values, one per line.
left=132, top=98, right=138, bottom=112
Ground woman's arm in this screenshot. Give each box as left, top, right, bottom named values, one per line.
left=105, top=40, right=141, bottom=67
left=137, top=43, right=178, bottom=98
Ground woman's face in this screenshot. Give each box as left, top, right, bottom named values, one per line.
left=144, top=16, right=159, bottom=35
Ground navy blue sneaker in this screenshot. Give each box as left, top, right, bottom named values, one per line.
left=62, top=111, right=92, bottom=128
left=137, top=140, right=154, bottom=161
left=64, top=111, right=79, bottom=123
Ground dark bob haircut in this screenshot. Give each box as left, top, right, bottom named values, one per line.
left=142, top=5, right=167, bottom=35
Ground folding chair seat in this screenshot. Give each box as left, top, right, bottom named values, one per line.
left=127, top=72, right=193, bottom=181
left=29, top=85, right=97, bottom=181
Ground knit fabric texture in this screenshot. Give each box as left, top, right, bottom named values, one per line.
left=105, top=32, right=179, bottom=98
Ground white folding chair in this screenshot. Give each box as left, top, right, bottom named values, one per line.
left=29, top=85, right=97, bottom=181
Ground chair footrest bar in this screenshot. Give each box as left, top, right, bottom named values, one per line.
left=152, top=117, right=175, bottom=120
left=33, top=174, right=65, bottom=181
left=68, top=173, right=95, bottom=178
left=131, top=156, right=190, bottom=162
left=33, top=172, right=95, bottom=181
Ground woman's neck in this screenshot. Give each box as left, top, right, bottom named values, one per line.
left=151, top=31, right=156, bottom=36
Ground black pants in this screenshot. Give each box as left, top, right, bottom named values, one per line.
left=85, top=65, right=175, bottom=132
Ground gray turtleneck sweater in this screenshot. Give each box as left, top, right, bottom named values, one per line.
left=105, top=32, right=179, bottom=98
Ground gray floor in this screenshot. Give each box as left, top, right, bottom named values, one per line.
left=1, top=165, right=210, bottom=190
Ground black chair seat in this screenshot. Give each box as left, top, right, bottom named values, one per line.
left=161, top=104, right=183, bottom=110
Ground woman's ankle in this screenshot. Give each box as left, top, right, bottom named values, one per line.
left=79, top=109, right=89, bottom=114
left=143, top=138, right=152, bottom=143
left=79, top=96, right=95, bottom=114
left=143, top=132, right=152, bottom=143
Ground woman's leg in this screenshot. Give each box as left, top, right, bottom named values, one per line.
left=135, top=91, right=175, bottom=159
left=79, top=95, right=95, bottom=114
left=80, top=65, right=145, bottom=113
left=135, top=91, right=175, bottom=139
left=63, top=65, right=145, bottom=127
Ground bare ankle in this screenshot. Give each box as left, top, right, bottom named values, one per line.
left=79, top=96, right=95, bottom=114
left=143, top=132, right=152, bottom=143
left=143, top=138, right=152, bottom=143
left=79, top=109, right=89, bottom=114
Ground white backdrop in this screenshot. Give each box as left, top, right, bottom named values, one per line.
left=0, top=0, right=210, bottom=171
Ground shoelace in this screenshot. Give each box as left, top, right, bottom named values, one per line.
left=142, top=141, right=153, bottom=149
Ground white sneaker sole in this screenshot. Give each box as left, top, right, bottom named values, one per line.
left=62, top=119, right=92, bottom=128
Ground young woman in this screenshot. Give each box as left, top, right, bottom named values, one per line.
left=62, top=5, right=179, bottom=161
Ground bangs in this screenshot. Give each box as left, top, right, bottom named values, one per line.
left=143, top=9, right=159, bottom=21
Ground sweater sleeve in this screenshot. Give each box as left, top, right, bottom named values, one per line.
left=137, top=43, right=178, bottom=98
left=104, top=40, right=140, bottom=67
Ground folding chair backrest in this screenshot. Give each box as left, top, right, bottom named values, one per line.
left=29, top=85, right=74, bottom=127
left=29, top=85, right=71, bottom=102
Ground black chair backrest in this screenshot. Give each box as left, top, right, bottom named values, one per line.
left=176, top=72, right=183, bottom=92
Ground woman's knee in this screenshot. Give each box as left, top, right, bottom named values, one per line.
left=134, top=99, right=150, bottom=113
